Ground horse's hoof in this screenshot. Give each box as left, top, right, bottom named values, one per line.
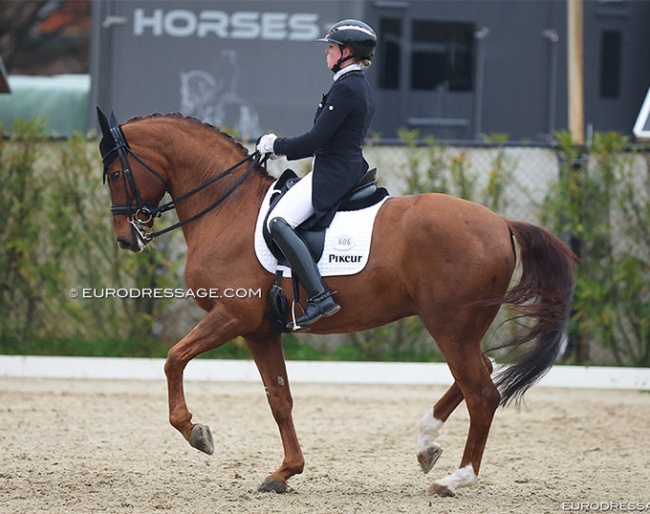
left=190, top=424, right=214, bottom=455
left=427, top=482, right=456, bottom=497
left=417, top=444, right=443, bottom=474
left=258, top=476, right=287, bottom=493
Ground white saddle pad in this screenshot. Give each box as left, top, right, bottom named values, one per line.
left=254, top=181, right=388, bottom=277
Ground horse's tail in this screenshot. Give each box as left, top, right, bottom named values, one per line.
left=489, top=219, right=578, bottom=407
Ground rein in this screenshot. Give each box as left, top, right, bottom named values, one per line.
left=148, top=152, right=263, bottom=239
left=102, top=119, right=265, bottom=242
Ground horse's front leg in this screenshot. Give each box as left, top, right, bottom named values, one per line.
left=164, top=312, right=244, bottom=454
left=245, top=334, right=304, bottom=493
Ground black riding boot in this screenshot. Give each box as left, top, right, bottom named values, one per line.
left=269, top=217, right=340, bottom=330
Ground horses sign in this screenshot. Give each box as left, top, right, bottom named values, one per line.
left=133, top=9, right=320, bottom=41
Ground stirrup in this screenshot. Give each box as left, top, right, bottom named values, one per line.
left=287, top=291, right=340, bottom=332
left=289, top=299, right=304, bottom=332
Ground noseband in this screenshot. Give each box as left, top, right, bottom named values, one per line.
left=98, top=110, right=263, bottom=242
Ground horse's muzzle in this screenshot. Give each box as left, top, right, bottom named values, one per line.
left=117, top=235, right=143, bottom=253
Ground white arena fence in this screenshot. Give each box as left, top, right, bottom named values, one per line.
left=1, top=356, right=648, bottom=391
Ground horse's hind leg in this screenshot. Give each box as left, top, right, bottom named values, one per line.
left=428, top=344, right=499, bottom=497
left=417, top=382, right=461, bottom=474
left=245, top=334, right=305, bottom=493
left=417, top=354, right=493, bottom=474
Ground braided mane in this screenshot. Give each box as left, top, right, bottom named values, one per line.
left=124, top=112, right=247, bottom=150
left=123, top=112, right=272, bottom=179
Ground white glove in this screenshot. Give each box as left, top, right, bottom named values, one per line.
left=256, top=133, right=278, bottom=158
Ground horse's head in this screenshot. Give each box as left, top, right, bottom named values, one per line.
left=97, top=108, right=168, bottom=252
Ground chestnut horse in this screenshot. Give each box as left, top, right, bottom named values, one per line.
left=96, top=110, right=576, bottom=497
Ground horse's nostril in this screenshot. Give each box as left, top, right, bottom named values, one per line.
left=117, top=237, right=131, bottom=250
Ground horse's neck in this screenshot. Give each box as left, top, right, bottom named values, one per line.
left=164, top=136, right=272, bottom=243
left=164, top=136, right=240, bottom=197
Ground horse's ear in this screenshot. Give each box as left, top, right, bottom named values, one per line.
left=97, top=107, right=117, bottom=183
left=109, top=110, right=118, bottom=127
left=96, top=107, right=111, bottom=141
left=108, top=110, right=130, bottom=151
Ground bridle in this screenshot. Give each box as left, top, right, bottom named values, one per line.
left=99, top=110, right=264, bottom=243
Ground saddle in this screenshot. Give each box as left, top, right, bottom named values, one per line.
left=262, top=167, right=387, bottom=267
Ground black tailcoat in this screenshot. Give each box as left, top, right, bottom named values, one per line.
left=274, top=70, right=375, bottom=229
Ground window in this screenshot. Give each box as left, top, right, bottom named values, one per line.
left=600, top=30, right=621, bottom=98
left=410, top=20, right=475, bottom=92
left=378, top=18, right=402, bottom=90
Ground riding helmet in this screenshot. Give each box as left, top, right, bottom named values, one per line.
left=317, top=19, right=377, bottom=61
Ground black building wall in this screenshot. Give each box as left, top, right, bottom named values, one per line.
left=583, top=0, right=650, bottom=135
left=365, top=0, right=650, bottom=142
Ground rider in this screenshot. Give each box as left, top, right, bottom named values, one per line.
left=257, top=19, right=377, bottom=331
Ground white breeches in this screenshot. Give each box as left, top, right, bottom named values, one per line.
left=267, top=171, right=315, bottom=229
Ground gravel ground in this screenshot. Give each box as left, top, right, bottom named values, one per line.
left=1, top=377, right=649, bottom=514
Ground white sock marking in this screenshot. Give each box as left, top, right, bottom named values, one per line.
left=433, top=464, right=477, bottom=494
left=417, top=407, right=444, bottom=453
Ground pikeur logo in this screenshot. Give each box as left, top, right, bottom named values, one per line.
left=133, top=9, right=320, bottom=41
left=328, top=254, right=363, bottom=263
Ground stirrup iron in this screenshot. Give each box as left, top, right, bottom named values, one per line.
left=289, top=299, right=303, bottom=332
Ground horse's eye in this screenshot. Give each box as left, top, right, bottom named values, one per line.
left=110, top=170, right=121, bottom=182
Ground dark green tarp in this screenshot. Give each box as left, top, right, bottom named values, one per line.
left=0, top=74, right=90, bottom=135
